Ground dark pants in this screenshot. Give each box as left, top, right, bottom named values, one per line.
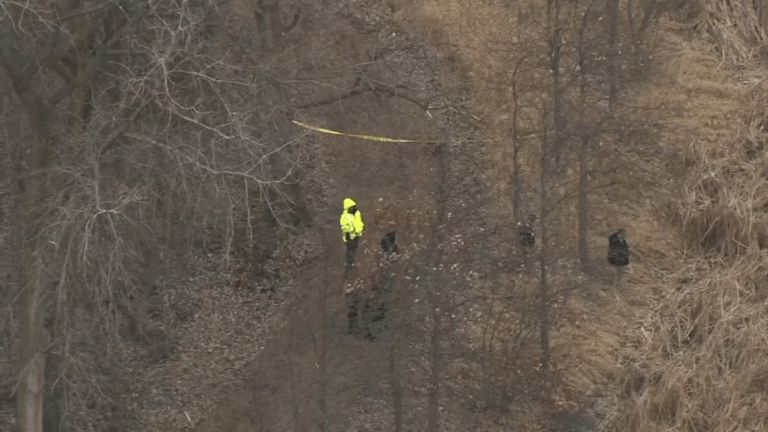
left=345, top=234, right=359, bottom=269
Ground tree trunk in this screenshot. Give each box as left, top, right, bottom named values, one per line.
left=577, top=14, right=591, bottom=270
left=390, top=341, right=403, bottom=432
left=254, top=0, right=268, bottom=52
left=511, top=71, right=522, bottom=223
left=426, top=305, right=442, bottom=432
left=17, top=105, right=52, bottom=432
left=539, top=4, right=557, bottom=380
left=316, top=262, right=332, bottom=432
left=551, top=28, right=564, bottom=177
left=538, top=105, right=551, bottom=384
left=43, top=329, right=68, bottom=432
left=578, top=135, right=590, bottom=269
left=512, top=142, right=521, bottom=223
left=58, top=0, right=93, bottom=131
left=761, top=0, right=768, bottom=41
left=389, top=275, right=404, bottom=432
left=606, top=0, right=619, bottom=112
left=269, top=0, right=284, bottom=51
left=255, top=0, right=283, bottom=53
left=17, top=350, right=45, bottom=432
left=632, top=0, right=657, bottom=69
left=426, top=143, right=449, bottom=432
left=288, top=315, right=301, bottom=432
left=1, top=14, right=54, bottom=432
left=539, top=205, right=551, bottom=384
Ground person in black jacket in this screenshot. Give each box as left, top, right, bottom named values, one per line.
left=607, top=228, right=629, bottom=288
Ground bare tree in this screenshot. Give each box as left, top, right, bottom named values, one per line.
left=538, top=103, right=553, bottom=385
left=626, top=0, right=657, bottom=69
left=510, top=55, right=536, bottom=226
left=550, top=0, right=568, bottom=178
left=574, top=0, right=601, bottom=269
left=314, top=256, right=333, bottom=432
left=424, top=144, right=449, bottom=432
left=382, top=242, right=418, bottom=432
left=255, top=0, right=284, bottom=52
left=1, top=1, right=307, bottom=430
left=606, top=0, right=619, bottom=111
left=537, top=0, right=572, bottom=383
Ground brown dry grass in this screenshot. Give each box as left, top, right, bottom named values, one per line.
left=619, top=255, right=768, bottom=431
left=399, top=0, right=768, bottom=430
left=691, top=0, right=768, bottom=65
left=612, top=14, right=768, bottom=430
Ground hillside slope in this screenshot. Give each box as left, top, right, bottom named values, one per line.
left=128, top=0, right=479, bottom=430
left=118, top=1, right=768, bottom=432
left=396, top=1, right=768, bottom=431
left=613, top=20, right=768, bottom=432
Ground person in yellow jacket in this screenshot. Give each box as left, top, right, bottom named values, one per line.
left=340, top=198, right=365, bottom=269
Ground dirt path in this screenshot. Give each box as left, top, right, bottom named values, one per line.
left=188, top=94, right=448, bottom=432
left=167, top=0, right=471, bottom=430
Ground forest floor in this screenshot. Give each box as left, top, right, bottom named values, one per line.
left=122, top=0, right=476, bottom=430
left=118, top=0, right=768, bottom=431
left=2, top=0, right=760, bottom=430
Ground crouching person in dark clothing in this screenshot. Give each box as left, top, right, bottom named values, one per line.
left=381, top=231, right=398, bottom=255
left=362, top=232, right=399, bottom=341
left=607, top=228, right=630, bottom=289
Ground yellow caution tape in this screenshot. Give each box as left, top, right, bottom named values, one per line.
left=293, top=120, right=440, bottom=143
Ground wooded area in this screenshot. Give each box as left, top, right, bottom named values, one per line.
left=3, top=0, right=768, bottom=431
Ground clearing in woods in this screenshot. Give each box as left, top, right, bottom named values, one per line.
left=135, top=0, right=475, bottom=430
left=124, top=0, right=768, bottom=431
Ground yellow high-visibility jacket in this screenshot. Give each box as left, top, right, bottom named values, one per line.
left=340, top=198, right=364, bottom=242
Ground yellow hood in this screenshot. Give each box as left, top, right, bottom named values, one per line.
left=343, top=198, right=357, bottom=211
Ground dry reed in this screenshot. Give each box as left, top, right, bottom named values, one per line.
left=614, top=10, right=768, bottom=428
left=692, top=0, right=768, bottom=65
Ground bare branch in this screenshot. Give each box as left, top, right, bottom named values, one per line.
left=296, top=78, right=430, bottom=111
left=55, top=1, right=117, bottom=24
left=48, top=3, right=147, bottom=108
